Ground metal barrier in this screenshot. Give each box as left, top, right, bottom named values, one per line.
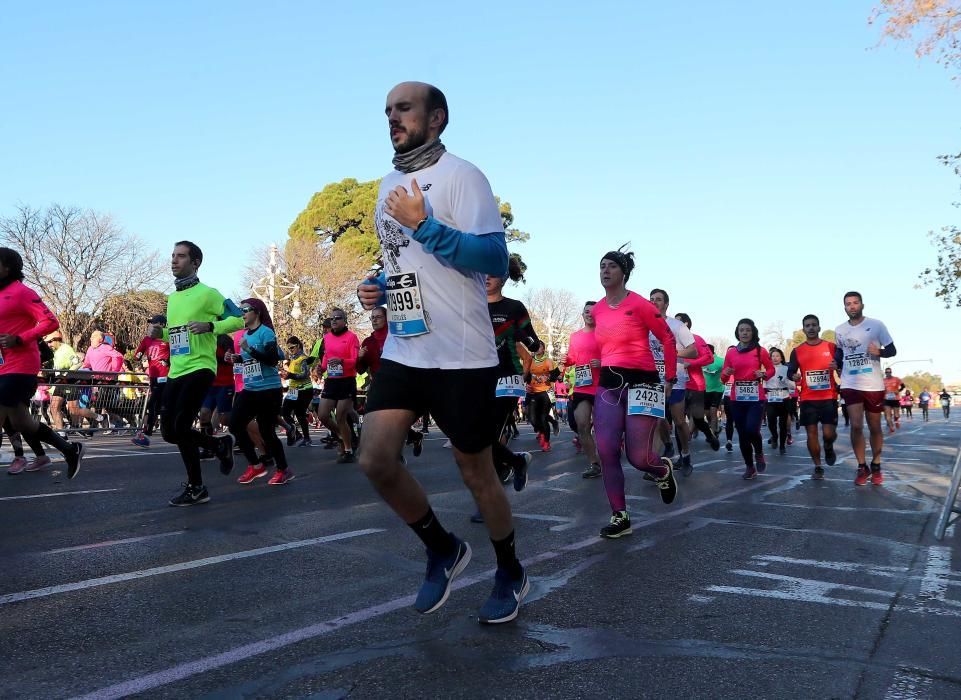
left=935, top=442, right=961, bottom=540
left=37, top=369, right=151, bottom=435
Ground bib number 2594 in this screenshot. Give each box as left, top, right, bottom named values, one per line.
left=386, top=272, right=429, bottom=337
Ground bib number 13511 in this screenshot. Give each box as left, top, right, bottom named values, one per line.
left=386, top=272, right=429, bottom=337
left=627, top=382, right=665, bottom=418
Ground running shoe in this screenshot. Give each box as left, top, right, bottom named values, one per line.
left=514, top=452, right=532, bottom=492
left=496, top=464, right=514, bottom=484
left=786, top=434, right=794, bottom=446
left=600, top=510, right=632, bottom=538
left=169, top=482, right=210, bottom=506
left=268, top=469, right=294, bottom=485
left=298, top=437, right=313, bottom=447
left=442, top=439, right=453, bottom=449
left=888, top=425, right=896, bottom=434
left=743, top=464, right=758, bottom=480
left=6, top=457, right=27, bottom=475
left=643, top=471, right=655, bottom=482
left=767, top=437, right=774, bottom=446
left=412, top=431, right=424, bottom=457
left=237, top=465, right=268, bottom=484
left=478, top=567, right=529, bottom=625
left=573, top=436, right=582, bottom=452
left=756, top=456, right=767, bottom=474
left=706, top=430, right=720, bottom=452
left=25, top=455, right=52, bottom=472
left=812, top=466, right=825, bottom=481
left=581, top=463, right=602, bottom=479
left=778, top=446, right=786, bottom=455
left=825, top=443, right=837, bottom=466
left=654, top=459, right=678, bottom=504
left=215, top=434, right=235, bottom=475
left=854, top=465, right=870, bottom=486
left=552, top=421, right=560, bottom=437
left=131, top=431, right=150, bottom=448
left=286, top=426, right=300, bottom=447
left=336, top=451, right=355, bottom=464
left=470, top=511, right=485, bottom=524
left=870, top=466, right=884, bottom=486
left=725, top=440, right=733, bottom=452
left=65, top=442, right=84, bottom=480
left=541, top=440, right=551, bottom=453
left=680, top=454, right=693, bottom=477
left=414, top=537, right=472, bottom=614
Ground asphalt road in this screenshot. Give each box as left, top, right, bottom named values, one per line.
left=2, top=415, right=960, bottom=699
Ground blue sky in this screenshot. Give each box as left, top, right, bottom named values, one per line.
left=2, top=2, right=959, bottom=382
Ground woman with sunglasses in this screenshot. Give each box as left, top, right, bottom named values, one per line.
left=282, top=336, right=313, bottom=447
left=319, top=308, right=360, bottom=463
left=228, top=299, right=293, bottom=485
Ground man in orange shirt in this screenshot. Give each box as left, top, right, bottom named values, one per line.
left=787, top=314, right=839, bottom=481
left=882, top=367, right=905, bottom=434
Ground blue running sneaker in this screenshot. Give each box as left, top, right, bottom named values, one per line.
left=414, top=537, right=472, bottom=614
left=131, top=431, right=150, bottom=448
left=478, top=567, right=529, bottom=624
left=513, top=452, right=532, bottom=492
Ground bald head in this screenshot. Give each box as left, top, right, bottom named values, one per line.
left=385, top=82, right=449, bottom=154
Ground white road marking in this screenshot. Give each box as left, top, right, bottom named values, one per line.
left=0, top=528, right=384, bottom=606
left=0, top=489, right=120, bottom=502
left=883, top=667, right=934, bottom=700
left=917, top=546, right=952, bottom=603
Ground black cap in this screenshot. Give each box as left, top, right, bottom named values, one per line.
left=148, top=314, right=167, bottom=325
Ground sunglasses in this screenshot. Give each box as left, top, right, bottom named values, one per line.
left=241, top=306, right=255, bottom=313
left=331, top=316, right=346, bottom=321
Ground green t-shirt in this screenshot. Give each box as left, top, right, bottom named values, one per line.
left=703, top=353, right=725, bottom=393
left=163, top=282, right=244, bottom=379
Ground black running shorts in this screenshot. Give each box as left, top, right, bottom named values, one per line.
left=799, top=399, right=838, bottom=427
left=365, top=359, right=497, bottom=453
left=0, top=374, right=38, bottom=407
left=321, top=377, right=357, bottom=402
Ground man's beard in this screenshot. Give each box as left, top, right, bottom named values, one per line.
left=393, top=126, right=429, bottom=154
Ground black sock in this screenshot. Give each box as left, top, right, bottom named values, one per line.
left=870, top=461, right=881, bottom=471
left=35, top=423, right=71, bottom=452
left=491, top=530, right=522, bottom=578
left=408, top=507, right=455, bottom=556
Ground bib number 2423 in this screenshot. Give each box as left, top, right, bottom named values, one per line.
left=627, top=382, right=665, bottom=418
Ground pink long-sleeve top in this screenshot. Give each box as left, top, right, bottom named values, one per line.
left=721, top=344, right=776, bottom=400
left=591, top=292, right=677, bottom=381
left=83, top=342, right=124, bottom=373
left=321, top=330, right=360, bottom=378
left=563, top=328, right=601, bottom=395
left=683, top=334, right=714, bottom=392
left=0, top=280, right=60, bottom=376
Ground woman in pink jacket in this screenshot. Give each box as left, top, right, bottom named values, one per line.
left=721, top=318, right=775, bottom=480
left=0, top=248, right=84, bottom=478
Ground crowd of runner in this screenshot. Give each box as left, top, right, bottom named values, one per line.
left=0, top=81, right=954, bottom=626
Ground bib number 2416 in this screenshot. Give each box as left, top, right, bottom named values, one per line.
left=386, top=272, right=429, bottom=337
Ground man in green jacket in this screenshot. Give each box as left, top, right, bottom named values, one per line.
left=703, top=345, right=725, bottom=437
left=148, top=241, right=244, bottom=506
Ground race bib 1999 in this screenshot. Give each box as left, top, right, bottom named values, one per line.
left=627, top=382, right=666, bottom=418
left=805, top=369, right=831, bottom=391
left=386, top=271, right=429, bottom=337
left=734, top=381, right=760, bottom=402
left=495, top=374, right=525, bottom=398
left=169, top=326, right=190, bottom=356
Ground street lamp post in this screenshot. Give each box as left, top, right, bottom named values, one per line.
left=251, top=243, right=301, bottom=324
left=884, top=359, right=933, bottom=371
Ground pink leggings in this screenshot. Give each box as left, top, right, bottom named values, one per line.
left=594, top=386, right=668, bottom=512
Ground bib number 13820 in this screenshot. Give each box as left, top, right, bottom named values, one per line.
left=627, top=382, right=665, bottom=418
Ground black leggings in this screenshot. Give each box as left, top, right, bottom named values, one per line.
left=282, top=389, right=312, bottom=440
left=230, top=388, right=288, bottom=470
left=766, top=402, right=789, bottom=449
left=527, top=392, right=553, bottom=444
left=723, top=396, right=735, bottom=442
left=492, top=395, right=526, bottom=479
left=143, top=379, right=166, bottom=436
left=160, top=370, right=220, bottom=486
left=3, top=419, right=45, bottom=457
left=731, top=401, right=765, bottom=467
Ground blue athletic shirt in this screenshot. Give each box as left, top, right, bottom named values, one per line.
left=240, top=325, right=284, bottom=391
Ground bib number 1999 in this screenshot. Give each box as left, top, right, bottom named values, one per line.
left=627, top=382, right=665, bottom=418
left=386, top=272, right=429, bottom=337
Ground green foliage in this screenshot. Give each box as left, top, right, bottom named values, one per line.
left=786, top=328, right=836, bottom=355
left=918, top=154, right=961, bottom=307
left=902, top=371, right=943, bottom=397
left=496, top=197, right=530, bottom=243
left=288, top=178, right=381, bottom=263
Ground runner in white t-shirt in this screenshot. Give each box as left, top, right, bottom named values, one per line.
left=833, top=291, right=896, bottom=486
left=648, top=289, right=698, bottom=475
left=356, top=82, right=527, bottom=625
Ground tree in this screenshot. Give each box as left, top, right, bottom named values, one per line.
left=0, top=203, right=166, bottom=347
left=871, top=0, right=961, bottom=73
left=786, top=328, right=836, bottom=356
left=525, top=287, right=581, bottom=363
left=901, top=370, right=944, bottom=397
left=918, top=153, right=961, bottom=306
left=288, top=178, right=531, bottom=264
left=243, top=238, right=371, bottom=346
left=100, top=290, right=168, bottom=355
